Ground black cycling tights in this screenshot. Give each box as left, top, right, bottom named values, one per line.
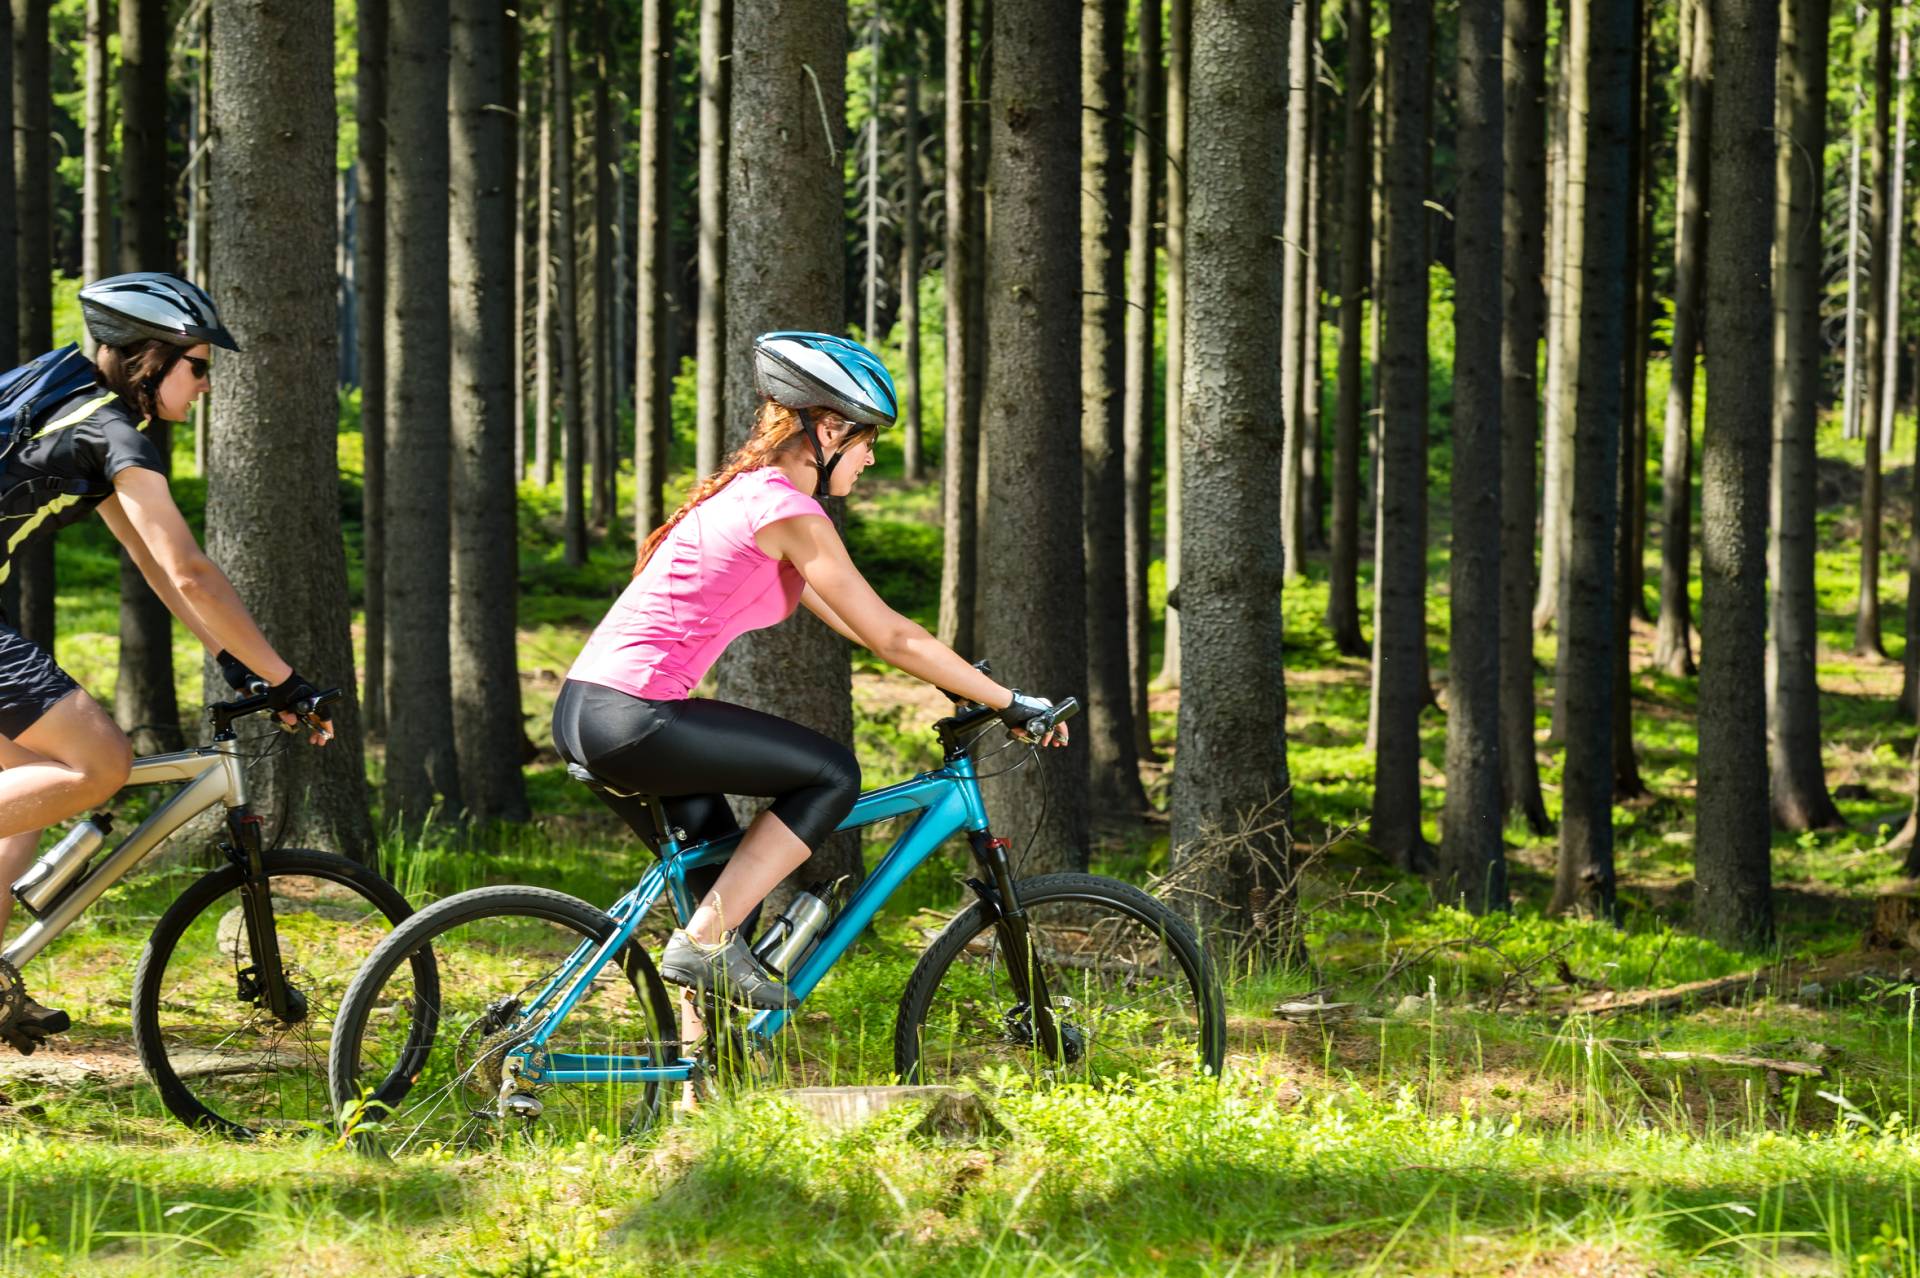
left=551, top=678, right=861, bottom=860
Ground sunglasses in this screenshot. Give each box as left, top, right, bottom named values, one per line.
left=183, top=356, right=210, bottom=381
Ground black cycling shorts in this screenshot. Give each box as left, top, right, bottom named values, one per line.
left=551, top=678, right=861, bottom=856
left=0, top=617, right=79, bottom=740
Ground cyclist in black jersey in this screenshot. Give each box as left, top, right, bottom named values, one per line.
left=0, top=273, right=333, bottom=1055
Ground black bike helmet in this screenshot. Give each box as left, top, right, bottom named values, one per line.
left=79, top=272, right=239, bottom=352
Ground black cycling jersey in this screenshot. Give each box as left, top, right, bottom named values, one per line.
left=0, top=386, right=165, bottom=584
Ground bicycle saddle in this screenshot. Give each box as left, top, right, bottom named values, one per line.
left=565, top=762, right=652, bottom=802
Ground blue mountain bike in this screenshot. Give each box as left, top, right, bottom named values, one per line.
left=327, top=688, right=1225, bottom=1152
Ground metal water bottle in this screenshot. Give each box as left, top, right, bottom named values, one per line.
left=750, top=884, right=836, bottom=977
left=12, top=816, right=112, bottom=917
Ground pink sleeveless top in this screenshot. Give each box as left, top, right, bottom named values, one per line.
left=568, top=468, right=827, bottom=700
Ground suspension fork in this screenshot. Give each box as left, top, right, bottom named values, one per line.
left=965, top=830, right=1064, bottom=1061
left=227, top=806, right=305, bottom=1025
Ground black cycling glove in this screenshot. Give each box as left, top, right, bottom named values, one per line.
left=265, top=670, right=328, bottom=727
left=998, top=689, right=1054, bottom=733
left=215, top=649, right=263, bottom=693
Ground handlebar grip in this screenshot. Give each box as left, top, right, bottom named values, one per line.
left=1035, top=697, right=1081, bottom=733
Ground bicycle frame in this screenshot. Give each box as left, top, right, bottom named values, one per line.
left=2, top=745, right=252, bottom=972
left=511, top=752, right=995, bottom=1087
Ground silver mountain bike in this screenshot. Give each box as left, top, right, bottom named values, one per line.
left=0, top=686, right=433, bottom=1137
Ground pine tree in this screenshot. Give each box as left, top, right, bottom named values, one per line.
left=1695, top=0, right=1778, bottom=948
left=207, top=0, right=372, bottom=856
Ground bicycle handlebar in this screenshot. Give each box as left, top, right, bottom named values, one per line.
left=208, top=687, right=342, bottom=737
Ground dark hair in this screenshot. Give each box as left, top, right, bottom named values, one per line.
left=94, top=339, right=179, bottom=421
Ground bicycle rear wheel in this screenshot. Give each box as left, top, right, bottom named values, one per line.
left=328, top=886, right=677, bottom=1155
left=132, top=848, right=430, bottom=1138
left=894, top=873, right=1226, bottom=1086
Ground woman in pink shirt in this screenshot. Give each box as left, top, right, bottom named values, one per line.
left=553, top=333, right=1065, bottom=1010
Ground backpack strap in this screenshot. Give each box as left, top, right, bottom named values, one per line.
left=38, top=392, right=116, bottom=439
left=0, top=393, right=123, bottom=586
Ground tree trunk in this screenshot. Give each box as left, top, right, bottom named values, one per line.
left=1370, top=0, right=1432, bottom=874
left=207, top=0, right=372, bottom=858
left=1327, top=0, right=1370, bottom=658
left=514, top=68, right=530, bottom=483
left=11, top=0, right=52, bottom=651
left=383, top=0, right=462, bottom=830
left=1694, top=0, right=1777, bottom=949
left=1625, top=17, right=1655, bottom=625
left=358, top=0, right=389, bottom=737
left=1533, top=31, right=1567, bottom=642
left=1301, top=57, right=1325, bottom=554
left=1158, top=0, right=1188, bottom=690
left=864, top=19, right=881, bottom=343
left=1857, top=0, right=1893, bottom=658
left=588, top=0, right=616, bottom=536
left=1279, top=0, right=1314, bottom=581
left=695, top=0, right=729, bottom=480
left=81, top=0, right=108, bottom=315
left=1082, top=0, right=1145, bottom=820
left=1168, top=0, right=1294, bottom=958
left=449, top=0, right=530, bottom=823
left=714, top=0, right=863, bottom=894
left=1119, top=0, right=1160, bottom=754
left=966, top=2, right=992, bottom=647
left=1610, top=0, right=1646, bottom=801
left=1550, top=0, right=1628, bottom=922
left=1771, top=0, right=1842, bottom=831
left=1499, top=0, right=1550, bottom=834
left=937, top=0, right=979, bottom=658
left=1535, top=11, right=1585, bottom=639
left=980, top=0, right=1090, bottom=871
left=111, top=0, right=181, bottom=755
left=1882, top=28, right=1911, bottom=459
left=1844, top=107, right=1864, bottom=442
left=1654, top=0, right=1709, bottom=675
left=1438, top=0, right=1506, bottom=913
left=535, top=44, right=556, bottom=488
left=633, top=0, right=672, bottom=539
left=553, top=0, right=587, bottom=567
left=188, top=6, right=208, bottom=473
left=901, top=45, right=923, bottom=484
left=0, top=1, right=12, bottom=383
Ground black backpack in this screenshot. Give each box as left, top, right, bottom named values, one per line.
left=0, top=345, right=103, bottom=471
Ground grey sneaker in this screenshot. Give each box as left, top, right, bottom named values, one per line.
left=658, top=930, right=796, bottom=1011
left=1, top=992, right=70, bottom=1057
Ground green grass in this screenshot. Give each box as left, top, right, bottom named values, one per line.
left=8, top=269, right=1920, bottom=1273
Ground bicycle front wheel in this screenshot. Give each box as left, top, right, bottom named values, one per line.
left=895, top=873, right=1226, bottom=1086
left=132, top=848, right=430, bottom=1138
left=329, top=886, right=677, bottom=1156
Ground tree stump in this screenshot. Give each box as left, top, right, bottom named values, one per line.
left=1870, top=882, right=1920, bottom=950
left=779, top=1085, right=1018, bottom=1143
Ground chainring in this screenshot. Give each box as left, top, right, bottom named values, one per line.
left=0, top=958, right=22, bottom=1031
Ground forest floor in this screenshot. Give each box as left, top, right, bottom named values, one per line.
left=3, top=394, right=1920, bottom=1275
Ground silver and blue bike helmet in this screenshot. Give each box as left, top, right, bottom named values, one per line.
left=79, top=272, right=239, bottom=352
left=751, top=331, right=897, bottom=492
left=752, top=332, right=897, bottom=428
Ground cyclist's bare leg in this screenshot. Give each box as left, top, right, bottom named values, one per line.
left=0, top=830, right=37, bottom=939
left=0, top=691, right=132, bottom=847
left=683, top=808, right=809, bottom=945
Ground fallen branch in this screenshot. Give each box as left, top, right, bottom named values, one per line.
left=1576, top=969, right=1771, bottom=1016
left=1634, top=1049, right=1824, bottom=1078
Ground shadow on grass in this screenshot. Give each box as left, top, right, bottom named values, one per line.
left=612, top=1140, right=1915, bottom=1274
